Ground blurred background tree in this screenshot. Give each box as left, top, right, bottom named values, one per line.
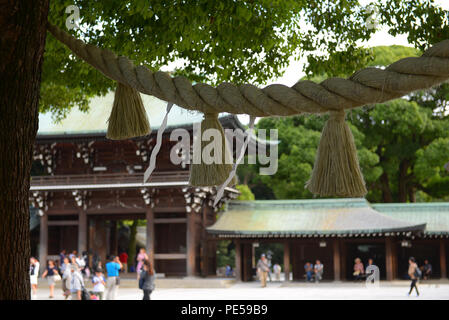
left=238, top=45, right=449, bottom=202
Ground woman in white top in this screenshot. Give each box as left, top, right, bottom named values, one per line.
left=29, top=257, right=40, bottom=299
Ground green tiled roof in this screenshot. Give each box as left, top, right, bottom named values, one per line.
left=207, top=198, right=426, bottom=238
left=373, top=202, right=449, bottom=236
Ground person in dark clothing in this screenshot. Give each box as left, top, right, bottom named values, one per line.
left=408, top=257, right=420, bottom=297
left=139, top=259, right=155, bottom=300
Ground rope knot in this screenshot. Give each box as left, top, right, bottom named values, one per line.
left=329, top=109, right=346, bottom=121
left=204, top=112, right=219, bottom=120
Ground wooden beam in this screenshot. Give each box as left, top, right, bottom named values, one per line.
left=47, top=220, right=78, bottom=226
left=333, top=239, right=341, bottom=281
left=235, top=240, right=241, bottom=281
left=385, top=237, right=394, bottom=281
left=440, top=239, right=447, bottom=279
left=284, top=241, right=290, bottom=282
left=145, top=208, right=155, bottom=266
left=78, top=210, right=87, bottom=254
left=154, top=218, right=186, bottom=224
left=186, top=212, right=197, bottom=276
left=154, top=253, right=186, bottom=259
left=39, top=213, right=48, bottom=272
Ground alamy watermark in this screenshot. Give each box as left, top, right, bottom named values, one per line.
left=65, top=5, right=80, bottom=30
left=170, top=125, right=278, bottom=176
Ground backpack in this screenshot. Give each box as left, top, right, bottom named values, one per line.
left=414, top=266, right=422, bottom=279
left=81, top=287, right=91, bottom=300
left=138, top=272, right=145, bottom=290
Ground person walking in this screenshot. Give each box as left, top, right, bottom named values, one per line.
left=61, top=257, right=72, bottom=299
left=59, top=249, right=66, bottom=266
left=29, top=257, right=40, bottom=299
left=105, top=255, right=122, bottom=300
left=408, top=257, right=420, bottom=297
left=256, top=254, right=270, bottom=288
left=70, top=264, right=84, bottom=300
left=139, top=260, right=155, bottom=300
left=119, top=250, right=129, bottom=274
left=136, top=248, right=149, bottom=280
left=92, top=270, right=106, bottom=300
left=42, top=260, right=59, bottom=299
left=69, top=250, right=77, bottom=261
left=95, top=260, right=104, bottom=273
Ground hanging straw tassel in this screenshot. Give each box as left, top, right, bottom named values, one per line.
left=189, top=113, right=236, bottom=187
left=305, top=110, right=367, bottom=197
left=106, top=82, right=150, bottom=140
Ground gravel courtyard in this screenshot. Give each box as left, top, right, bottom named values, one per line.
left=32, top=280, right=449, bottom=300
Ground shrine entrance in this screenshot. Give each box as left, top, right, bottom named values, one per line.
left=88, top=213, right=145, bottom=267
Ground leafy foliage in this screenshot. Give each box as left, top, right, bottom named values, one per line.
left=235, top=185, right=255, bottom=201
left=216, top=240, right=235, bottom=269
left=240, top=44, right=449, bottom=203
left=42, top=1, right=448, bottom=120
left=239, top=114, right=381, bottom=200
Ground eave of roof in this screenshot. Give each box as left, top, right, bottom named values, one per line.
left=207, top=198, right=427, bottom=238
left=372, top=202, right=449, bottom=236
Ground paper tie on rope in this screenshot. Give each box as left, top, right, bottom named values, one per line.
left=189, top=113, right=236, bottom=187
left=107, top=82, right=150, bottom=140
left=214, top=116, right=256, bottom=206
left=144, top=102, right=173, bottom=183
left=305, top=110, right=367, bottom=197
left=47, top=22, right=449, bottom=198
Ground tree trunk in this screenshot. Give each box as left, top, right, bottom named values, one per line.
left=380, top=172, right=393, bottom=203
left=408, top=185, right=416, bottom=203
left=398, top=160, right=409, bottom=203
left=0, top=0, right=49, bottom=299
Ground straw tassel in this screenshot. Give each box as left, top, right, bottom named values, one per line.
left=106, top=82, right=150, bottom=140
left=305, top=110, right=367, bottom=197
left=189, top=113, right=237, bottom=187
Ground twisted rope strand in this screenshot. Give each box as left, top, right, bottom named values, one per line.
left=47, top=23, right=449, bottom=116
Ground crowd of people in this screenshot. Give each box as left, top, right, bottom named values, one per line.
left=28, top=247, right=155, bottom=300
left=29, top=248, right=434, bottom=298
left=351, top=256, right=433, bottom=296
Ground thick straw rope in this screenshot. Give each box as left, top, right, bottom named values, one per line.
left=47, top=23, right=449, bottom=117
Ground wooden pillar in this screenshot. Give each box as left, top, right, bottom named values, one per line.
left=186, top=212, right=197, bottom=277
left=39, top=213, right=48, bottom=273
left=385, top=237, right=395, bottom=281
left=110, top=220, right=118, bottom=255
left=333, top=239, right=341, bottom=281
left=242, top=243, right=253, bottom=281
left=341, top=240, right=347, bottom=280
left=234, top=240, right=241, bottom=281
left=440, top=239, right=447, bottom=279
left=284, top=241, right=290, bottom=282
left=146, top=208, right=155, bottom=266
left=88, top=218, right=95, bottom=255
left=78, top=210, right=87, bottom=254
left=201, top=206, right=209, bottom=277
